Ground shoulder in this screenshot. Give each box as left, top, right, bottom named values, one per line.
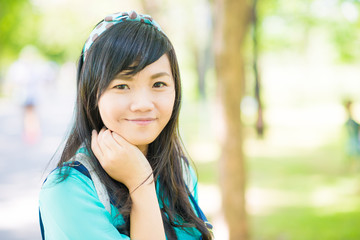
left=39, top=166, right=99, bottom=210
left=41, top=165, right=93, bottom=189
left=39, top=166, right=126, bottom=239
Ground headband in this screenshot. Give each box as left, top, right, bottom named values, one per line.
left=82, top=10, right=164, bottom=61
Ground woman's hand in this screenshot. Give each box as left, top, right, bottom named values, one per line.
left=92, top=128, right=165, bottom=239
left=91, top=128, right=153, bottom=192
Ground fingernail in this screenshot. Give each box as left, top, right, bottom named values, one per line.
left=92, top=130, right=96, bottom=135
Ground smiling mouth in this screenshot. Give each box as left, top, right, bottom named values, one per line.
left=126, top=118, right=156, bottom=126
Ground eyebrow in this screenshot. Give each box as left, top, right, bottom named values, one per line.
left=114, top=72, right=171, bottom=80
left=114, top=74, right=132, bottom=80
left=150, top=72, right=171, bottom=79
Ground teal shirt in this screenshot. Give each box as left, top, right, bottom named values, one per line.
left=39, top=163, right=202, bottom=239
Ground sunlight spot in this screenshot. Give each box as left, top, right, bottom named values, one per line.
left=341, top=2, right=358, bottom=22
left=189, top=141, right=220, bottom=163
left=246, top=187, right=308, bottom=215
left=311, top=187, right=338, bottom=207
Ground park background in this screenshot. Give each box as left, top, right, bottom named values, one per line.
left=1, top=0, right=360, bottom=239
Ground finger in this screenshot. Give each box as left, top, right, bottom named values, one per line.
left=98, top=127, right=107, bottom=140
left=91, top=129, right=103, bottom=158
left=111, top=131, right=131, bottom=147
left=102, top=129, right=121, bottom=152
left=97, top=127, right=112, bottom=152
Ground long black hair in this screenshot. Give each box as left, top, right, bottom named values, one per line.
left=57, top=20, right=212, bottom=239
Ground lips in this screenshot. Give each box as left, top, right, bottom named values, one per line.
left=126, top=118, right=156, bottom=126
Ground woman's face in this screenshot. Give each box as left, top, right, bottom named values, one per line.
left=98, top=54, right=176, bottom=151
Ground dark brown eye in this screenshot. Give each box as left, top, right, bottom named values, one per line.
left=114, top=84, right=129, bottom=90
left=153, top=82, right=166, bottom=88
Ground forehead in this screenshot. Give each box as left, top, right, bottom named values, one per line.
left=139, top=54, right=171, bottom=74
left=116, top=54, right=172, bottom=79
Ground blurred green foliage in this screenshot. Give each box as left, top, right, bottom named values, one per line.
left=256, top=0, right=360, bottom=63
left=0, top=0, right=87, bottom=67
left=0, top=0, right=40, bottom=65
left=1, top=0, right=360, bottom=66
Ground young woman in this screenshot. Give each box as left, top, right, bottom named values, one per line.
left=39, top=11, right=213, bottom=240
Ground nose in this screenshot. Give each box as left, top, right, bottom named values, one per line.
left=129, top=89, right=155, bottom=112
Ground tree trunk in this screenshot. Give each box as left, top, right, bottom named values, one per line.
left=213, top=0, right=251, bottom=239
left=251, top=0, right=265, bottom=138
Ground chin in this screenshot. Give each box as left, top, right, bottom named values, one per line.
left=125, top=136, right=157, bottom=146
left=109, top=128, right=159, bottom=146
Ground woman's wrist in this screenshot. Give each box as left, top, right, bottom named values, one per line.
left=129, top=180, right=156, bottom=201
left=127, top=174, right=155, bottom=194
left=129, top=176, right=165, bottom=240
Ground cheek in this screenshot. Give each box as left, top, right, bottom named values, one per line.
left=97, top=98, right=109, bottom=126
left=98, top=94, right=124, bottom=126
left=160, top=92, right=176, bottom=119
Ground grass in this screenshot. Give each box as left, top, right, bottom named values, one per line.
left=247, top=134, right=360, bottom=240
left=251, top=207, right=360, bottom=240
left=180, top=100, right=360, bottom=239
left=193, top=134, right=360, bottom=239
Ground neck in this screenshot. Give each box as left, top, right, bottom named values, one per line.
left=137, top=145, right=148, bottom=156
